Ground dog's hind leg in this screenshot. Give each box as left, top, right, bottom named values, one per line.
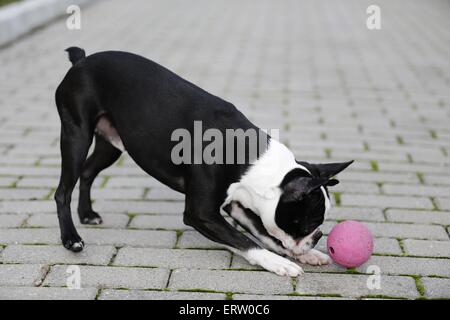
left=78, top=133, right=122, bottom=224
left=54, top=94, right=95, bottom=252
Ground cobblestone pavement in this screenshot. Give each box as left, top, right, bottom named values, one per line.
left=0, top=0, right=449, bottom=300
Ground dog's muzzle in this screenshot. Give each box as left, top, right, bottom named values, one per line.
left=281, top=228, right=324, bottom=255
left=295, top=229, right=323, bottom=255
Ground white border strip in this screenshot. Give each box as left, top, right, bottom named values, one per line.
left=0, top=0, right=97, bottom=47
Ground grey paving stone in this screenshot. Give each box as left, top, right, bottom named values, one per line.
left=435, top=198, right=450, bottom=211
left=373, top=238, right=403, bottom=255
left=363, top=222, right=448, bottom=240
left=99, top=289, right=226, bottom=300
left=16, top=177, right=102, bottom=188
left=410, top=152, right=448, bottom=163
left=0, top=188, right=50, bottom=200
left=38, top=158, right=60, bottom=166
left=0, top=200, right=54, bottom=213
left=233, top=294, right=346, bottom=300
left=357, top=256, right=450, bottom=277
left=424, top=174, right=450, bottom=186
left=0, top=245, right=116, bottom=265
left=382, top=184, right=450, bottom=198
left=0, top=166, right=59, bottom=177
left=113, top=248, right=231, bottom=269
left=320, top=221, right=337, bottom=234
left=106, top=177, right=165, bottom=188
left=145, top=188, right=185, bottom=201
left=377, top=162, right=448, bottom=175
left=0, top=228, right=59, bottom=245
left=340, top=194, right=433, bottom=210
left=44, top=265, right=170, bottom=290
left=102, top=166, right=149, bottom=176
left=129, top=214, right=191, bottom=230
left=0, top=177, right=16, bottom=187
left=296, top=273, right=419, bottom=299
left=80, top=229, right=177, bottom=248
left=16, top=177, right=60, bottom=188
left=330, top=151, right=409, bottom=162
left=27, top=213, right=130, bottom=229
left=334, top=182, right=380, bottom=195
left=0, top=287, right=98, bottom=300
left=327, top=207, right=385, bottom=222
left=94, top=200, right=184, bottom=214
left=88, top=188, right=145, bottom=200
left=0, top=213, right=27, bottom=228
left=386, top=209, right=450, bottom=225
left=0, top=228, right=177, bottom=247
left=403, top=240, right=450, bottom=258
left=340, top=172, right=419, bottom=184
left=177, top=230, right=225, bottom=249
left=422, top=277, right=450, bottom=299
left=0, top=264, right=46, bottom=286
left=8, top=146, right=58, bottom=156
left=169, top=269, right=294, bottom=295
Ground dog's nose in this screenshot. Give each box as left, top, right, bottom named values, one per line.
left=311, top=229, right=323, bottom=246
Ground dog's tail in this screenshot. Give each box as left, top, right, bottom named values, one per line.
left=65, top=47, right=86, bottom=65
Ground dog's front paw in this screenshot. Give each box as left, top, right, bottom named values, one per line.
left=62, top=234, right=85, bottom=252
left=295, top=249, right=332, bottom=266
left=246, top=249, right=304, bottom=277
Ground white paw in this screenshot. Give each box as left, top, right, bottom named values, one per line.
left=246, top=248, right=304, bottom=277
left=295, top=249, right=332, bottom=266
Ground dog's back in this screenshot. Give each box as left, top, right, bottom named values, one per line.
left=56, top=47, right=263, bottom=190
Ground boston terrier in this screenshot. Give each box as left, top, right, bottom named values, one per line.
left=54, top=47, right=353, bottom=276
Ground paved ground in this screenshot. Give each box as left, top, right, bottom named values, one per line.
left=0, top=0, right=449, bottom=300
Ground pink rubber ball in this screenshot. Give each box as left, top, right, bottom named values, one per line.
left=327, top=220, right=374, bottom=268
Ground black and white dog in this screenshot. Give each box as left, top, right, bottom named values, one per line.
left=54, top=47, right=353, bottom=276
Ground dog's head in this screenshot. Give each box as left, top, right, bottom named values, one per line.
left=266, top=160, right=353, bottom=255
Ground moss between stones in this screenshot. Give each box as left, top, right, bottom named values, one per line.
left=416, top=172, right=425, bottom=184
left=333, top=192, right=341, bottom=206
left=370, top=160, right=379, bottom=172
left=412, top=276, right=426, bottom=297
left=0, top=0, right=21, bottom=8
left=99, top=176, right=111, bottom=188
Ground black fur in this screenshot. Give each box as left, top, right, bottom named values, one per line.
left=274, top=161, right=353, bottom=240
left=275, top=170, right=326, bottom=239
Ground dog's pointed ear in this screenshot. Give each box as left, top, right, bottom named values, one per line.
left=281, top=177, right=328, bottom=203
left=299, top=160, right=354, bottom=179
left=326, top=179, right=339, bottom=187
left=316, top=160, right=354, bottom=178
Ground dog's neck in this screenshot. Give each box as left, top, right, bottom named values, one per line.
left=221, top=139, right=309, bottom=223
